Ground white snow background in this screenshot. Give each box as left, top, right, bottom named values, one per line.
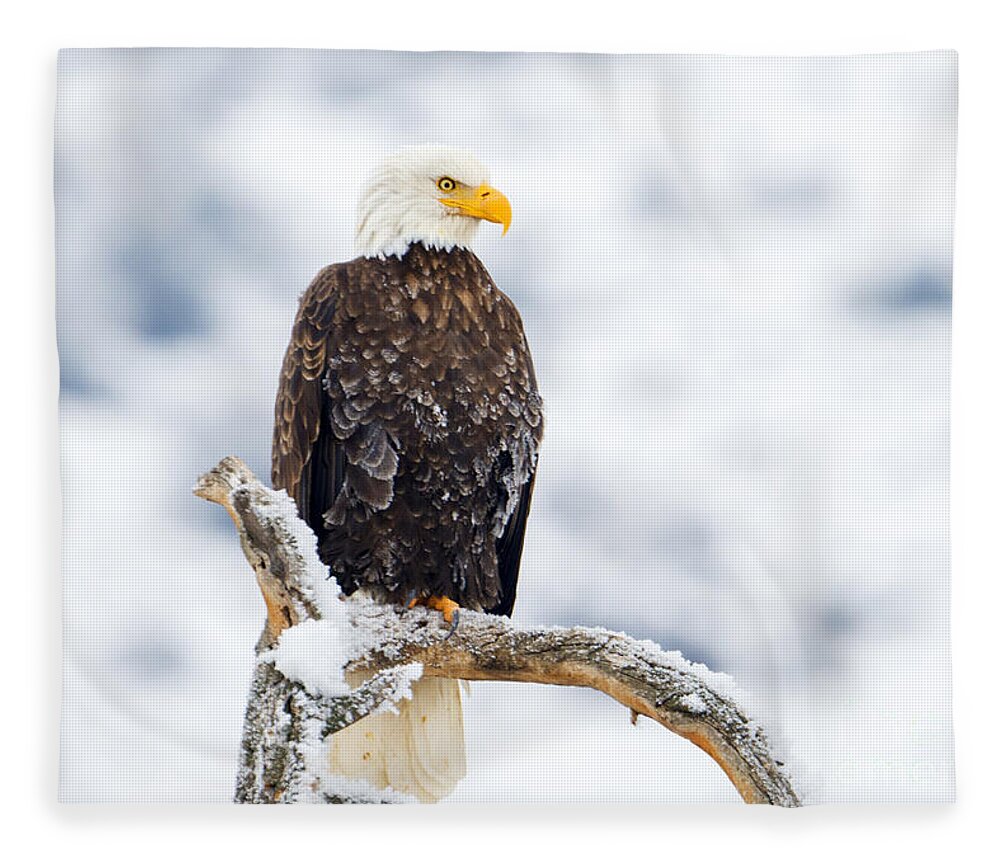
left=56, top=49, right=955, bottom=803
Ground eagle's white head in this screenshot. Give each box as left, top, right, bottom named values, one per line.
left=354, top=144, right=512, bottom=259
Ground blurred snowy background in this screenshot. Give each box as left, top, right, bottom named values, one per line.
left=56, top=49, right=955, bottom=803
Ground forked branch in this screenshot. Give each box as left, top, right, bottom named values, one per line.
left=195, top=456, right=800, bottom=806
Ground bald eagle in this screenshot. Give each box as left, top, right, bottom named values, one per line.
left=271, top=145, right=543, bottom=801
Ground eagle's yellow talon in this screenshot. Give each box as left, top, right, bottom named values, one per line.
left=404, top=593, right=460, bottom=624
left=425, top=595, right=461, bottom=624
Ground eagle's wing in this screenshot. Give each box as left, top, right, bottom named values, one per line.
left=271, top=265, right=342, bottom=533
left=490, top=473, right=536, bottom=617
left=487, top=314, right=542, bottom=618
left=272, top=261, right=398, bottom=567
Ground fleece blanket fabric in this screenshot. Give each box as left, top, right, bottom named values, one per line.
left=56, top=49, right=956, bottom=803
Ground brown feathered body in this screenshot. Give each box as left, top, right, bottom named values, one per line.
left=272, top=243, right=543, bottom=615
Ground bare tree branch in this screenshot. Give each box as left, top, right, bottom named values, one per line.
left=195, top=455, right=801, bottom=806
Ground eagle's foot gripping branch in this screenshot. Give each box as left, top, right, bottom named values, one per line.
left=407, top=593, right=462, bottom=638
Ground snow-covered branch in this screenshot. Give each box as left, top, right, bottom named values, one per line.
left=195, top=456, right=801, bottom=806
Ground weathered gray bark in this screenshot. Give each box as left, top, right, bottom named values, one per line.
left=195, top=455, right=801, bottom=806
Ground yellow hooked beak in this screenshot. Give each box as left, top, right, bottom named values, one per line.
left=438, top=184, right=512, bottom=235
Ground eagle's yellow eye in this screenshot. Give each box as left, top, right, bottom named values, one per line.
left=437, top=177, right=456, bottom=192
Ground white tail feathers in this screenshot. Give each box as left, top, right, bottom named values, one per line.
left=326, top=672, right=466, bottom=802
